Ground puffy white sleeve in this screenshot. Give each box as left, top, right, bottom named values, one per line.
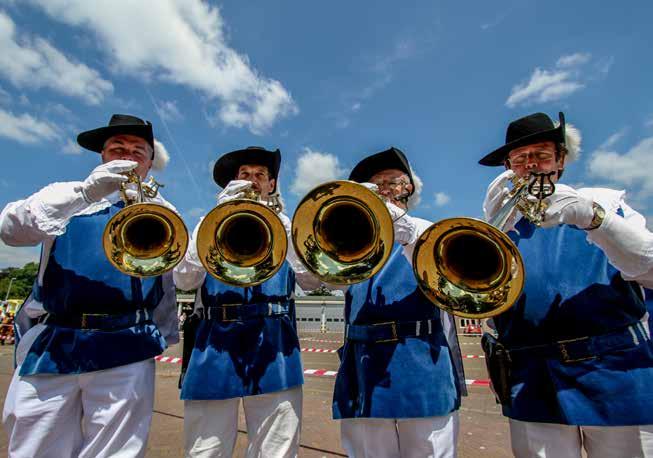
left=173, top=218, right=207, bottom=292
left=581, top=188, right=653, bottom=284
left=152, top=271, right=180, bottom=345
left=278, top=212, right=323, bottom=292
left=0, top=182, right=88, bottom=246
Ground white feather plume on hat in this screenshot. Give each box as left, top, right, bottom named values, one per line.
left=407, top=169, right=422, bottom=209
left=555, top=121, right=582, bottom=163
left=152, top=139, right=170, bottom=170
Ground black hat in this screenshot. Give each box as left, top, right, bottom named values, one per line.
left=479, top=112, right=566, bottom=166
left=213, top=146, right=281, bottom=193
left=349, top=147, right=414, bottom=195
left=77, top=114, right=154, bottom=154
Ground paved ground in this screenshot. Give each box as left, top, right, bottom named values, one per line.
left=0, top=332, right=512, bottom=457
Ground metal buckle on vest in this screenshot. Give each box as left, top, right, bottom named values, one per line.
left=557, top=336, right=596, bottom=363
left=372, top=321, right=399, bottom=343
left=219, top=303, right=241, bottom=322
left=80, top=313, right=109, bottom=330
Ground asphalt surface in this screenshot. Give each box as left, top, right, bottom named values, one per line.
left=0, top=332, right=512, bottom=457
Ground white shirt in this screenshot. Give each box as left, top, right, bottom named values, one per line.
left=0, top=181, right=179, bottom=345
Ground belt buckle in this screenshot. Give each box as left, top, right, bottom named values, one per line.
left=220, top=303, right=240, bottom=322
left=372, top=321, right=399, bottom=344
left=557, top=336, right=595, bottom=363
left=81, top=313, right=108, bottom=330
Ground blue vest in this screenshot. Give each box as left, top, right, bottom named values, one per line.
left=333, top=244, right=461, bottom=419
left=20, top=202, right=167, bottom=376
left=494, top=217, right=653, bottom=426
left=180, top=261, right=303, bottom=400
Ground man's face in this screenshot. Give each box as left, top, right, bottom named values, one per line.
left=236, top=164, right=275, bottom=196
left=505, top=141, right=564, bottom=182
left=368, top=168, right=413, bottom=209
left=101, top=134, right=153, bottom=178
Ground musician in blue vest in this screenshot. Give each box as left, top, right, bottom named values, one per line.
left=333, top=147, right=466, bottom=458
left=480, top=112, right=653, bottom=457
left=0, top=114, right=180, bottom=457
left=174, top=146, right=320, bottom=457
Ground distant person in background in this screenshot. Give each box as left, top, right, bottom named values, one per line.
left=480, top=112, right=653, bottom=457
left=0, top=115, right=179, bottom=457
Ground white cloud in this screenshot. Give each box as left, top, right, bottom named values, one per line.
left=61, top=138, right=82, bottom=154
left=0, top=107, right=59, bottom=144
left=290, top=148, right=346, bottom=196
left=598, top=128, right=627, bottom=150
left=506, top=68, right=584, bottom=108
left=587, top=136, right=653, bottom=198
left=434, top=192, right=451, bottom=207
left=335, top=37, right=419, bottom=128
left=0, top=10, right=113, bottom=104
left=505, top=53, right=596, bottom=108
left=645, top=117, right=653, bottom=129
left=556, top=53, right=591, bottom=68
left=24, top=0, right=297, bottom=133
left=184, top=207, right=206, bottom=222
left=155, top=100, right=182, bottom=122
left=0, top=241, right=39, bottom=269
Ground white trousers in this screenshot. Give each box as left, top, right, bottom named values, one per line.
left=184, top=386, right=302, bottom=458
left=510, top=419, right=653, bottom=458
left=340, top=412, right=459, bottom=458
left=2, top=359, right=155, bottom=458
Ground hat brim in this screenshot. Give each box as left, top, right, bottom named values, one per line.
left=77, top=124, right=154, bottom=153
left=478, top=126, right=565, bottom=166
left=349, top=149, right=413, bottom=193
left=213, top=148, right=281, bottom=193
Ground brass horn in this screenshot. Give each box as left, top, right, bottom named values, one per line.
left=196, top=189, right=287, bottom=287
left=413, top=173, right=555, bottom=318
left=103, top=171, right=189, bottom=277
left=291, top=180, right=394, bottom=285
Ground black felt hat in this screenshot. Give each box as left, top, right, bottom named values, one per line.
left=479, top=112, right=566, bottom=166
left=348, top=147, right=414, bottom=195
left=213, top=146, right=281, bottom=193
left=77, top=114, right=154, bottom=153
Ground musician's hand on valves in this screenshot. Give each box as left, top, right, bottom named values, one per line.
left=539, top=184, right=594, bottom=229
left=217, top=180, right=252, bottom=204
left=483, top=170, right=515, bottom=221
left=76, top=160, right=138, bottom=203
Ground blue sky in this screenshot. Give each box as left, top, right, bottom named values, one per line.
left=1, top=0, right=652, bottom=268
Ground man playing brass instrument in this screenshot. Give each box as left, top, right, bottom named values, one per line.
left=333, top=147, right=465, bottom=458
left=0, top=114, right=180, bottom=457
left=174, top=146, right=320, bottom=457
left=480, top=112, right=653, bottom=457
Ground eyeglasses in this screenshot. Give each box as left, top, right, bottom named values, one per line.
left=370, top=178, right=409, bottom=190
left=508, top=151, right=556, bottom=166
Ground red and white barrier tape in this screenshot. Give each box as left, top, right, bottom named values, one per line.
left=155, top=356, right=182, bottom=364
left=301, top=348, right=338, bottom=353
left=300, top=339, right=342, bottom=344
left=154, top=356, right=490, bottom=385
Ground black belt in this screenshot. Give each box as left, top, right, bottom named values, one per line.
left=345, top=319, right=439, bottom=344
left=507, top=322, right=651, bottom=363
left=199, top=302, right=290, bottom=322
left=38, top=309, right=152, bottom=331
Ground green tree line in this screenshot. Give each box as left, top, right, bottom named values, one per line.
left=0, top=262, right=38, bottom=300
